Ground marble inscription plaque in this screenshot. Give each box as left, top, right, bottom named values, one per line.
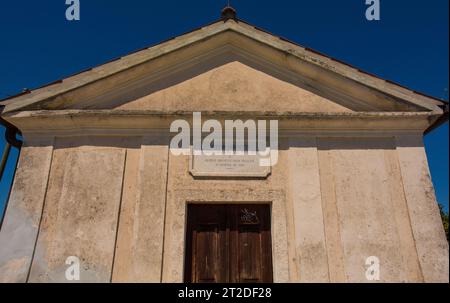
left=189, top=152, right=271, bottom=178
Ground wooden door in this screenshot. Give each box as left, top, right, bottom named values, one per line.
left=184, top=204, right=273, bottom=283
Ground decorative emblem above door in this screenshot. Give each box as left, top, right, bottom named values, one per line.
left=240, top=208, right=260, bottom=224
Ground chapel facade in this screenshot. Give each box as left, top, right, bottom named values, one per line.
left=0, top=7, right=448, bottom=283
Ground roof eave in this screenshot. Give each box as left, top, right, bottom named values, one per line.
left=424, top=103, right=449, bottom=135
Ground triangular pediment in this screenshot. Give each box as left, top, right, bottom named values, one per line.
left=1, top=19, right=444, bottom=115
left=113, top=59, right=352, bottom=113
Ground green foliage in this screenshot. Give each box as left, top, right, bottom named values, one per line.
left=439, top=204, right=449, bottom=242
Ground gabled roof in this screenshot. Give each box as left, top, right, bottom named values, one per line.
left=0, top=11, right=448, bottom=122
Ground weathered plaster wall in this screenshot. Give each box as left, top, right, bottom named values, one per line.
left=28, top=137, right=128, bottom=282
left=317, top=137, right=424, bottom=282
left=0, top=139, right=53, bottom=282
left=287, top=137, right=329, bottom=282
left=112, top=135, right=169, bottom=283
left=0, top=134, right=448, bottom=283
left=396, top=135, right=449, bottom=282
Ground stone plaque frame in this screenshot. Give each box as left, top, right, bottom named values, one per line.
left=189, top=148, right=272, bottom=178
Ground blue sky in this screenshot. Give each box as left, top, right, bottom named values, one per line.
left=0, top=0, right=448, bottom=216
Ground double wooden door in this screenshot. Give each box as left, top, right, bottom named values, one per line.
left=184, top=204, right=273, bottom=283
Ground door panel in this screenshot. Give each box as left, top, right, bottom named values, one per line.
left=194, top=224, right=220, bottom=282
left=185, top=205, right=228, bottom=283
left=238, top=226, right=262, bottom=282
left=185, top=204, right=273, bottom=283
left=230, top=205, right=273, bottom=283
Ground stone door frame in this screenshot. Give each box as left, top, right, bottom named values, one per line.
left=161, top=188, right=290, bottom=282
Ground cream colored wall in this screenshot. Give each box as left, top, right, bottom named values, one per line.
left=28, top=137, right=128, bottom=282
left=0, top=134, right=448, bottom=283
left=0, top=139, right=53, bottom=283
left=317, top=137, right=422, bottom=282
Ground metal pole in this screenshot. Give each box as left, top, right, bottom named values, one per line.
left=0, top=141, right=11, bottom=183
